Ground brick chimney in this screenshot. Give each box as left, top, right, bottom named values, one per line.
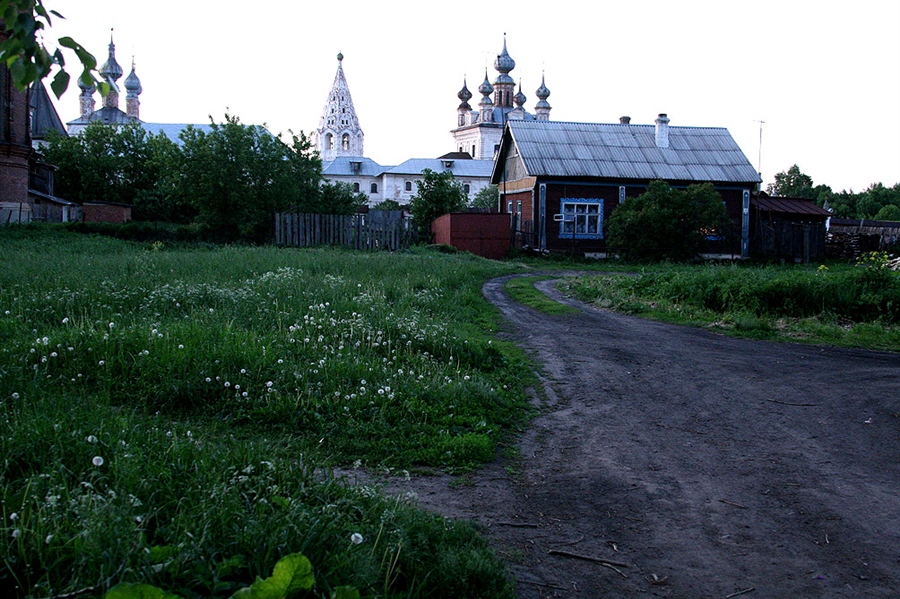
left=655, top=113, right=670, bottom=148
left=619, top=116, right=631, bottom=124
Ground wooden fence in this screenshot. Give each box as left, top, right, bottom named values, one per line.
left=275, top=211, right=417, bottom=250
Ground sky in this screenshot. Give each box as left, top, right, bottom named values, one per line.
left=40, top=0, right=900, bottom=192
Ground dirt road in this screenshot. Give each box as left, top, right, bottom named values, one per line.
left=389, top=274, right=900, bottom=598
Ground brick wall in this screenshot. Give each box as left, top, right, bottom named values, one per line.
left=82, top=203, right=132, bottom=223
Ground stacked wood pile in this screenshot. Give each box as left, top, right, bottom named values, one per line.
left=824, top=232, right=880, bottom=260
left=889, top=257, right=900, bottom=271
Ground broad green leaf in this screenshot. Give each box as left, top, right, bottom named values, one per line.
left=104, top=583, right=183, bottom=599
left=331, top=587, right=360, bottom=599
left=50, top=69, right=68, bottom=98
left=228, top=553, right=314, bottom=599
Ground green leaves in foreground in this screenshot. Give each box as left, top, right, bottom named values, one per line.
left=232, top=553, right=314, bottom=599
left=105, top=553, right=328, bottom=599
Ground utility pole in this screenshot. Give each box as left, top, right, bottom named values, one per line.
left=753, top=119, right=765, bottom=188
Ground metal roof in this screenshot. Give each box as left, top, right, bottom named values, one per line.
left=29, top=81, right=67, bottom=139
left=322, top=156, right=387, bottom=177
left=385, top=158, right=494, bottom=178
left=504, top=120, right=761, bottom=184
left=140, top=123, right=216, bottom=145
left=752, top=196, right=831, bottom=216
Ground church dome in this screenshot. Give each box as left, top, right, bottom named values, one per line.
left=493, top=37, right=516, bottom=74
left=99, top=34, right=123, bottom=82
left=77, top=74, right=95, bottom=92
left=536, top=75, right=550, bottom=100
left=514, top=84, right=526, bottom=107
left=125, top=62, right=142, bottom=95
left=478, top=72, right=494, bottom=96
left=457, top=79, right=472, bottom=103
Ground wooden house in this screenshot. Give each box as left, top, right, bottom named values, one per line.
left=490, top=116, right=761, bottom=256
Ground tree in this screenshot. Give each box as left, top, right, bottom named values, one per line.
left=0, top=0, right=105, bottom=97
left=471, top=184, right=499, bottom=210
left=43, top=122, right=179, bottom=214
left=176, top=115, right=321, bottom=242
left=606, top=181, right=731, bottom=262
left=372, top=199, right=401, bottom=211
left=408, top=168, right=467, bottom=241
left=874, top=204, right=900, bottom=222
left=317, top=181, right=368, bottom=215
left=766, top=164, right=816, bottom=198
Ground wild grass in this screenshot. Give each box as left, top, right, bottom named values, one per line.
left=561, top=258, right=900, bottom=351
left=0, top=226, right=526, bottom=598
left=503, top=277, right=579, bottom=315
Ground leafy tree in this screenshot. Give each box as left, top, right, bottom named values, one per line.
left=43, top=123, right=179, bottom=214
left=767, top=164, right=816, bottom=198
left=606, top=181, right=730, bottom=262
left=316, top=181, right=367, bottom=215
left=874, top=204, right=900, bottom=222
left=0, top=0, right=105, bottom=97
left=471, top=184, right=499, bottom=210
left=373, top=199, right=401, bottom=211
left=408, top=168, right=467, bottom=241
left=176, top=115, right=321, bottom=242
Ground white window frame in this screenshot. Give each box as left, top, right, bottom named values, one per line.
left=559, top=198, right=603, bottom=239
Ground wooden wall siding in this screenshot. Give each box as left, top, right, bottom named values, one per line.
left=276, top=212, right=417, bottom=250
left=753, top=220, right=826, bottom=263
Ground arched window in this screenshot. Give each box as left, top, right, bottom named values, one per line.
left=405, top=181, right=412, bottom=192
left=325, top=134, right=334, bottom=150
left=342, top=134, right=350, bottom=150
left=353, top=182, right=360, bottom=193
left=370, top=183, right=378, bottom=193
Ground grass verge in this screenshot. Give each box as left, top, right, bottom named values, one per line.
left=503, top=277, right=579, bottom=315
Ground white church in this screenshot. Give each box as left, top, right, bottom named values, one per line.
left=316, top=37, right=552, bottom=207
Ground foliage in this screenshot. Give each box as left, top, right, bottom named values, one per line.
left=471, top=185, right=499, bottom=210
left=874, top=203, right=900, bottom=222
left=0, top=0, right=105, bottom=97
left=43, top=123, right=187, bottom=221
left=408, top=169, right=468, bottom=241
left=176, top=116, right=322, bottom=243
left=605, top=181, right=731, bottom=262
left=0, top=228, right=524, bottom=597
left=372, top=199, right=401, bottom=211
left=766, top=164, right=816, bottom=198
left=503, top=277, right=579, bottom=315
left=316, top=181, right=368, bottom=215
left=560, top=261, right=900, bottom=349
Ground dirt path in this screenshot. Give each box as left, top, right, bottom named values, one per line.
left=384, top=273, right=900, bottom=598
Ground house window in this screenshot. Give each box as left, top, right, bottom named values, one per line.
left=353, top=182, right=360, bottom=193
left=559, top=198, right=603, bottom=239
left=370, top=183, right=378, bottom=193
left=464, top=184, right=470, bottom=194
left=342, top=134, right=350, bottom=150
left=405, top=181, right=412, bottom=192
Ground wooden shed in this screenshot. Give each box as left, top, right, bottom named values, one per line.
left=431, top=212, right=511, bottom=259
left=749, top=195, right=831, bottom=263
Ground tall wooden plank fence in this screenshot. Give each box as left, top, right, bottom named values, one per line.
left=275, top=211, right=417, bottom=250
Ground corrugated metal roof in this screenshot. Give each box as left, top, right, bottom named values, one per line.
left=385, top=158, right=494, bottom=178
left=322, top=156, right=387, bottom=177
left=507, top=120, right=761, bottom=184
left=753, top=196, right=833, bottom=216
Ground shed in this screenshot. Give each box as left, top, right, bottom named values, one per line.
left=432, top=212, right=510, bottom=259
left=750, top=194, right=831, bottom=262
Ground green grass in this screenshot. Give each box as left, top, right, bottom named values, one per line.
left=503, top=277, right=579, bottom=315
left=0, top=225, right=529, bottom=598
left=560, top=260, right=900, bottom=351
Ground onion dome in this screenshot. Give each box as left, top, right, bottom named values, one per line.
left=493, top=35, right=516, bottom=75
left=478, top=71, right=494, bottom=96
left=124, top=60, right=142, bottom=96
left=77, top=74, right=95, bottom=93
left=99, top=31, right=123, bottom=82
left=535, top=74, right=551, bottom=109
left=514, top=82, right=526, bottom=108
left=337, top=52, right=343, bottom=62
left=457, top=78, right=472, bottom=110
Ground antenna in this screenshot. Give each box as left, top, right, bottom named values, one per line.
left=753, top=119, right=765, bottom=182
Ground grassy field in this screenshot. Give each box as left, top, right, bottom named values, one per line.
left=559, top=257, right=900, bottom=351
left=0, top=226, right=533, bottom=598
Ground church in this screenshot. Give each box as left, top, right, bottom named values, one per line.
left=317, top=38, right=553, bottom=207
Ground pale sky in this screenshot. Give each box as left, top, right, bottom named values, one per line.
left=42, top=0, right=899, bottom=192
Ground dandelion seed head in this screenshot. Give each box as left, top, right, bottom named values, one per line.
left=11, top=529, right=20, bottom=539
left=350, top=533, right=364, bottom=544
left=11, top=392, right=20, bottom=400
left=86, top=435, right=98, bottom=443
left=92, top=456, right=104, bottom=467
